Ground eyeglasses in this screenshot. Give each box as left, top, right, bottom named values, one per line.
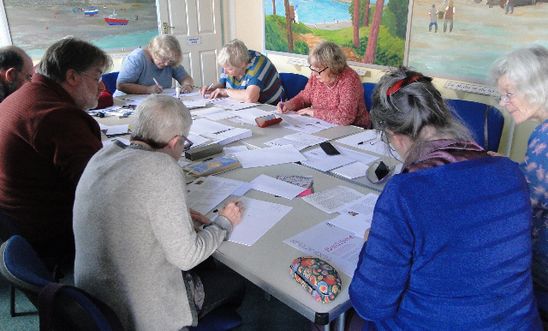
left=308, top=65, right=328, bottom=75
left=79, top=71, right=102, bottom=83
left=497, top=92, right=514, bottom=105
left=181, top=135, right=193, bottom=151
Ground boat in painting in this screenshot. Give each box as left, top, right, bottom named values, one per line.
left=84, top=7, right=99, bottom=16
left=104, top=10, right=128, bottom=26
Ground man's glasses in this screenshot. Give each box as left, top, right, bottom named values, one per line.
left=308, top=65, right=328, bottom=75
left=181, top=135, right=193, bottom=151
left=80, top=71, right=103, bottom=83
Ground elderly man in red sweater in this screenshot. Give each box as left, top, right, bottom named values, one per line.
left=0, top=37, right=111, bottom=269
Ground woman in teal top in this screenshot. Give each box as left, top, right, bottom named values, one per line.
left=492, top=45, right=548, bottom=322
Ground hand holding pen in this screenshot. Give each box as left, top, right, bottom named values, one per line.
left=200, top=83, right=215, bottom=98
left=150, top=77, right=163, bottom=94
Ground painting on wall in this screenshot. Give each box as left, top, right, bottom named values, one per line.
left=407, top=0, right=548, bottom=83
left=263, top=0, right=410, bottom=67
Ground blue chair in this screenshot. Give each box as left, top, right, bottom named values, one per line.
left=446, top=99, right=505, bottom=152
left=190, top=305, right=242, bottom=331
left=0, top=235, right=123, bottom=331
left=101, top=71, right=119, bottom=95
left=362, top=82, right=376, bottom=112
left=279, top=73, right=308, bottom=100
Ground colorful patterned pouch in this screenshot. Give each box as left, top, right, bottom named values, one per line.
left=289, top=257, right=342, bottom=303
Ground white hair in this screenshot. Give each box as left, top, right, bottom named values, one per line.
left=217, top=39, right=250, bottom=67
left=491, top=45, right=548, bottom=113
left=131, top=95, right=192, bottom=147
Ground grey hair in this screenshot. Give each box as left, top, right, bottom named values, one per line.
left=491, top=45, right=548, bottom=113
left=217, top=39, right=250, bottom=68
left=131, top=95, right=192, bottom=147
left=371, top=66, right=472, bottom=162
left=309, top=41, right=347, bottom=75
left=37, top=37, right=112, bottom=83
left=148, top=35, right=183, bottom=66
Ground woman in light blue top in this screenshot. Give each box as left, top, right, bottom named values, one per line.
left=116, top=35, right=194, bottom=95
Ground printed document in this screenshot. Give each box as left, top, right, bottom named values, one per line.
left=302, top=185, right=367, bottom=214
left=210, top=98, right=257, bottom=111
left=327, top=193, right=379, bottom=238
left=280, top=114, right=335, bottom=133
left=264, top=132, right=328, bottom=151
left=336, top=130, right=397, bottom=156
left=284, top=221, right=365, bottom=277
left=301, top=147, right=355, bottom=172
left=228, top=197, right=292, bottom=246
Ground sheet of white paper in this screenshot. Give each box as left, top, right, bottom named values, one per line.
left=301, top=147, right=355, bottom=172
left=228, top=197, right=292, bottom=246
left=183, top=99, right=209, bottom=109
left=186, top=133, right=211, bottom=148
left=302, top=185, right=366, bottom=214
left=264, top=137, right=311, bottom=151
left=187, top=176, right=246, bottom=214
left=336, top=145, right=380, bottom=165
left=190, top=118, right=232, bottom=135
left=203, top=110, right=238, bottom=121
left=100, top=124, right=129, bottom=136
left=234, top=145, right=306, bottom=168
left=210, top=98, right=257, bottom=111
left=284, top=221, right=365, bottom=277
left=223, top=145, right=249, bottom=155
left=330, top=161, right=369, bottom=179
left=190, top=107, right=226, bottom=117
left=328, top=193, right=379, bottom=237
left=335, top=130, right=394, bottom=156
left=230, top=107, right=272, bottom=125
left=249, top=174, right=305, bottom=200
left=264, top=132, right=328, bottom=151
left=202, top=127, right=252, bottom=145
left=280, top=114, right=335, bottom=133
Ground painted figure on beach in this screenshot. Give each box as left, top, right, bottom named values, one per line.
left=505, top=0, right=514, bottom=14
left=428, top=4, right=438, bottom=32
left=443, top=0, right=455, bottom=33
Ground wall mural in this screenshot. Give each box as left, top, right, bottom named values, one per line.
left=264, top=0, right=548, bottom=83
left=408, top=0, right=548, bottom=83
left=264, top=0, right=409, bottom=67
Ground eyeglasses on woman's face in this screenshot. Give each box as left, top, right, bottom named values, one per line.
left=308, top=64, right=328, bottom=75
left=496, top=92, right=514, bottom=105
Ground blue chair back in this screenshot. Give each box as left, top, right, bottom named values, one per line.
left=190, top=305, right=242, bottom=331
left=446, top=99, right=505, bottom=152
left=279, top=73, right=308, bottom=100
left=0, top=235, right=123, bottom=331
left=362, top=82, right=376, bottom=112
left=101, top=72, right=119, bottom=94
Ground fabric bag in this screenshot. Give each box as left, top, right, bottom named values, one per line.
left=289, top=257, right=342, bottom=303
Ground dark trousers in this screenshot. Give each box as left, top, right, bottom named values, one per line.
left=194, top=258, right=246, bottom=318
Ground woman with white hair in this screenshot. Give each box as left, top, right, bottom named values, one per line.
left=492, top=45, right=548, bottom=320
left=277, top=41, right=370, bottom=128
left=201, top=39, right=284, bottom=105
left=117, top=34, right=194, bottom=95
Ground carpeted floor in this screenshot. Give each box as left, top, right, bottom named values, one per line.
left=0, top=276, right=311, bottom=331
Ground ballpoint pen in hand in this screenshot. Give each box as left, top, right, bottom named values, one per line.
left=152, top=77, right=161, bottom=88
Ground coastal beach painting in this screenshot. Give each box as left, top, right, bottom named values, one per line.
left=405, top=0, right=548, bottom=82
left=4, top=0, right=158, bottom=59
left=264, top=0, right=409, bottom=67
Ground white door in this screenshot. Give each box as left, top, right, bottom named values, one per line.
left=156, top=0, right=223, bottom=87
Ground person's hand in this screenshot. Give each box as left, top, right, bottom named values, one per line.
left=181, top=84, right=193, bottom=93
left=209, top=88, right=228, bottom=99
left=219, top=200, right=243, bottom=226
left=148, top=84, right=163, bottom=94
left=487, top=151, right=503, bottom=157
left=190, top=208, right=210, bottom=225
left=276, top=101, right=291, bottom=113
left=297, top=107, right=314, bottom=117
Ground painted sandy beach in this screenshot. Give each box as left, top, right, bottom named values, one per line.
left=408, top=0, right=548, bottom=82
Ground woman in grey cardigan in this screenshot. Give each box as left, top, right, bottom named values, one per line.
left=73, top=95, right=244, bottom=330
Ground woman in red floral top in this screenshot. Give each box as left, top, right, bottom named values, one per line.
left=277, top=41, right=371, bottom=128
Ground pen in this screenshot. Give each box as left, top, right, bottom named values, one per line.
left=279, top=96, right=284, bottom=110
left=152, top=77, right=161, bottom=88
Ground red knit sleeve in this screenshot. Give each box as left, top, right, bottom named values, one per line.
left=314, top=69, right=363, bottom=125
